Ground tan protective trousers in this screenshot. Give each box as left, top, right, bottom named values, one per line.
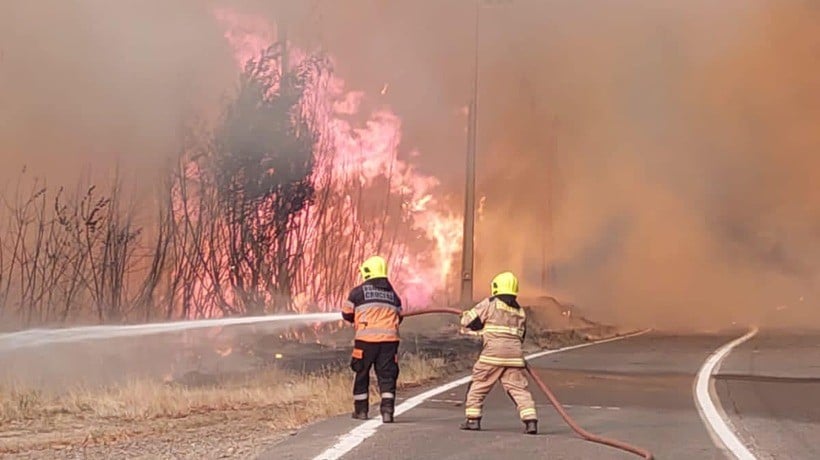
left=464, top=361, right=537, bottom=421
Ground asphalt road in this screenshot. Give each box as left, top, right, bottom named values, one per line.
left=265, top=330, right=819, bottom=460
left=717, top=331, right=820, bottom=459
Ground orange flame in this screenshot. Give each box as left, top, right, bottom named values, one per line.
left=215, top=346, right=233, bottom=357
left=209, top=8, right=462, bottom=310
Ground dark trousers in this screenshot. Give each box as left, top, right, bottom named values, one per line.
left=350, top=340, right=400, bottom=414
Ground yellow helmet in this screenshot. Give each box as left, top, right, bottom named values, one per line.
left=360, top=255, right=388, bottom=280
left=491, top=271, right=519, bottom=296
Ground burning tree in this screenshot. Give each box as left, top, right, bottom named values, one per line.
left=167, top=20, right=463, bottom=317
left=210, top=48, right=324, bottom=313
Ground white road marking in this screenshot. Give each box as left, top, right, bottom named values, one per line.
left=694, top=327, right=759, bottom=460
left=313, top=329, right=650, bottom=460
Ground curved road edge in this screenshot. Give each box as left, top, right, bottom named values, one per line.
left=694, top=327, right=759, bottom=460
left=313, top=329, right=652, bottom=460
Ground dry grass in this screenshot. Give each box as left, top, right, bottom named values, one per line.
left=0, top=327, right=609, bottom=457
left=0, top=352, right=465, bottom=455
left=0, top=353, right=455, bottom=422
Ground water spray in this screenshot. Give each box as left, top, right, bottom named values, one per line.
left=403, top=307, right=655, bottom=460
left=0, top=312, right=339, bottom=352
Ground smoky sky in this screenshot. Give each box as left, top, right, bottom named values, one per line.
left=1, top=0, right=819, bottom=329
left=0, top=0, right=234, bottom=183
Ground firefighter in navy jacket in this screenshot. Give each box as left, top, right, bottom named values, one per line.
left=342, top=255, right=403, bottom=422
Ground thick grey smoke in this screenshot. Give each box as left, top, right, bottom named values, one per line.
left=0, top=0, right=233, bottom=185
left=467, top=0, right=820, bottom=330
left=1, top=0, right=818, bottom=329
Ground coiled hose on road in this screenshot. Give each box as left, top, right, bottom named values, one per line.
left=403, top=307, right=654, bottom=460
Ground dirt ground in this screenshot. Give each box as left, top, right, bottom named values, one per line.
left=2, top=409, right=291, bottom=459
left=0, top=302, right=622, bottom=459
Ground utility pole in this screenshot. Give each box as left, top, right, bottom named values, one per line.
left=460, top=1, right=480, bottom=307
left=540, top=181, right=548, bottom=291
left=548, top=116, right=558, bottom=285
left=540, top=117, right=557, bottom=291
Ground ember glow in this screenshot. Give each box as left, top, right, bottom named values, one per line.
left=211, top=8, right=462, bottom=310
left=214, top=346, right=233, bottom=357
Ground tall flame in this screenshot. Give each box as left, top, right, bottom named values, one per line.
left=210, top=8, right=462, bottom=310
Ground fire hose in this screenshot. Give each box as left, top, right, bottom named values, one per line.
left=403, top=307, right=654, bottom=460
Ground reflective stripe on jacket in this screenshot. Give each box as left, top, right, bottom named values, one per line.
left=342, top=278, right=402, bottom=342
left=461, top=296, right=526, bottom=367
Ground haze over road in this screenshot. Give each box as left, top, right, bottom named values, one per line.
left=266, top=330, right=820, bottom=459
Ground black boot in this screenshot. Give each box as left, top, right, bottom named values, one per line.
left=380, top=398, right=395, bottom=423
left=524, top=420, right=538, bottom=435
left=381, top=397, right=396, bottom=423
left=352, top=399, right=369, bottom=420
left=459, top=418, right=481, bottom=431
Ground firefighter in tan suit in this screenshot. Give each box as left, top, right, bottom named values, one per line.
left=459, top=271, right=538, bottom=434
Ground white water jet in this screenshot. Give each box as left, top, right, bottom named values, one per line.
left=0, top=312, right=340, bottom=352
